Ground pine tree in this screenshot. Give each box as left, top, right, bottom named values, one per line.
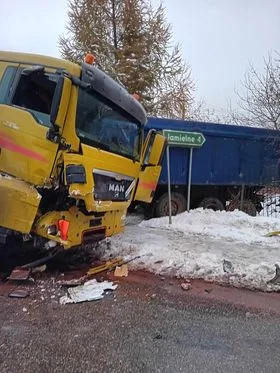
left=59, top=0, right=193, bottom=118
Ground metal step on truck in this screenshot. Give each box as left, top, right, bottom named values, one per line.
left=142, top=117, right=280, bottom=218
left=0, top=51, right=166, bottom=260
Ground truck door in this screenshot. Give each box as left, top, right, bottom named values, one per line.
left=134, top=130, right=167, bottom=203
left=0, top=64, right=71, bottom=186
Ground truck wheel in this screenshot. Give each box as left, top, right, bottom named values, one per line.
left=155, top=192, right=187, bottom=217
left=227, top=199, right=257, bottom=216
left=198, top=197, right=225, bottom=211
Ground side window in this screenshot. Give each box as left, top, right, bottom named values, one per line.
left=11, top=71, right=57, bottom=127
left=0, top=66, right=17, bottom=104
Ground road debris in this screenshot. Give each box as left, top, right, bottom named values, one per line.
left=223, top=259, right=234, bottom=274
left=32, top=264, right=47, bottom=274
left=264, top=231, right=280, bottom=237
left=59, top=279, right=117, bottom=304
left=181, top=283, right=191, bottom=291
left=7, top=267, right=31, bottom=281
left=8, top=289, right=30, bottom=298
left=114, top=264, right=128, bottom=277
left=87, top=258, right=124, bottom=276
left=267, top=264, right=280, bottom=284
left=57, top=277, right=86, bottom=287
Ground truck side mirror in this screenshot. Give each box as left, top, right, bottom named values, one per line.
left=50, top=75, right=71, bottom=127
left=47, top=75, right=72, bottom=144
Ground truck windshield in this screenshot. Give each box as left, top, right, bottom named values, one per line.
left=76, top=88, right=141, bottom=160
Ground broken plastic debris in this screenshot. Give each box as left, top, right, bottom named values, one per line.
left=222, top=259, right=234, bottom=274
left=181, top=283, right=191, bottom=291
left=59, top=279, right=117, bottom=304
left=267, top=264, right=280, bottom=284
left=114, top=264, right=128, bottom=277
left=32, top=264, right=47, bottom=273
left=8, top=289, right=29, bottom=298
left=7, top=267, right=31, bottom=281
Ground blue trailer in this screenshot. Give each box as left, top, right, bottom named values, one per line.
left=143, top=117, right=280, bottom=217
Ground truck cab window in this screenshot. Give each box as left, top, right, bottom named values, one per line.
left=76, top=88, right=141, bottom=160
left=0, top=66, right=17, bottom=104
left=11, top=72, right=57, bottom=126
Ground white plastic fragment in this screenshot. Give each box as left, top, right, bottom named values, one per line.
left=59, top=279, right=117, bottom=305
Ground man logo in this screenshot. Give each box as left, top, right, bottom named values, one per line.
left=108, top=183, right=125, bottom=193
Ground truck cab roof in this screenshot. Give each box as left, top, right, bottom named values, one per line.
left=0, top=50, right=81, bottom=77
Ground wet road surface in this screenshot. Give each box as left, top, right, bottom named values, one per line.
left=0, top=271, right=280, bottom=373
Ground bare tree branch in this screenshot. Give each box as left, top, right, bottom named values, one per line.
left=229, top=52, right=280, bottom=129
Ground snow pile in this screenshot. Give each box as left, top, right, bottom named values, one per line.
left=106, top=209, right=280, bottom=292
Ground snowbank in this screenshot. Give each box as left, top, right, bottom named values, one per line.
left=106, top=209, right=280, bottom=292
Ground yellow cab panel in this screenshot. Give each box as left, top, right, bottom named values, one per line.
left=0, top=62, right=63, bottom=185
left=134, top=130, right=167, bottom=203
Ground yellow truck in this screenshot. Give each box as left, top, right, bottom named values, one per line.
left=0, top=51, right=166, bottom=254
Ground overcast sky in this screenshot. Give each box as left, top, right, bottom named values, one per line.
left=0, top=0, right=279, bottom=115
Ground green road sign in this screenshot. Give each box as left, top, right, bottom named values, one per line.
left=163, top=129, right=206, bottom=147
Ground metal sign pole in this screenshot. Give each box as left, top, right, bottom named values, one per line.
left=187, top=147, right=193, bottom=212
left=166, top=145, right=172, bottom=224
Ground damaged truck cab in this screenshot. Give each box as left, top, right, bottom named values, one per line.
left=0, top=51, right=166, bottom=250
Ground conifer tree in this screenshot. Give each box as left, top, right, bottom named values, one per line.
left=59, top=0, right=193, bottom=118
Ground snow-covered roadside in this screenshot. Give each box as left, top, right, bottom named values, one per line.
left=104, top=209, right=280, bottom=292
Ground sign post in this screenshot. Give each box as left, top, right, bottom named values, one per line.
left=187, top=147, right=193, bottom=212
left=166, top=145, right=172, bottom=225
left=163, top=130, right=206, bottom=223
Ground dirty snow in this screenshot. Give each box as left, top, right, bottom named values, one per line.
left=105, top=209, right=280, bottom=292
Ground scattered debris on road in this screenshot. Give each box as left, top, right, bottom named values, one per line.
left=114, top=264, right=128, bottom=277
left=267, top=264, right=280, bottom=284
left=223, top=259, right=234, bottom=274
left=181, top=282, right=192, bottom=291
left=8, top=289, right=30, bottom=298
left=59, top=279, right=117, bottom=304
left=7, top=267, right=31, bottom=281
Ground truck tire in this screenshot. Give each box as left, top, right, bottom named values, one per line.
left=227, top=199, right=257, bottom=216
left=155, top=192, right=187, bottom=217
left=198, top=197, right=225, bottom=211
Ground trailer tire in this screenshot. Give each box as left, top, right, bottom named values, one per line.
left=198, top=197, right=225, bottom=211
left=227, top=199, right=257, bottom=216
left=155, top=192, right=187, bottom=217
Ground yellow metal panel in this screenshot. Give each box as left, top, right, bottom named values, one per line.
left=134, top=133, right=166, bottom=203
left=54, top=77, right=72, bottom=128
left=134, top=165, right=162, bottom=203
left=0, top=175, right=41, bottom=233
left=64, top=145, right=141, bottom=212
left=0, top=105, right=58, bottom=185
left=0, top=51, right=81, bottom=77
left=34, top=206, right=125, bottom=249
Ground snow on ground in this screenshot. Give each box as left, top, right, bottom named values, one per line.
left=104, top=209, right=280, bottom=292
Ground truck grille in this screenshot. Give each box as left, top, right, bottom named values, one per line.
left=93, top=169, right=135, bottom=201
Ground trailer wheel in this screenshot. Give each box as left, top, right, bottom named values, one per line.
left=227, top=199, right=257, bottom=216
left=198, top=197, right=225, bottom=211
left=155, top=192, right=187, bottom=217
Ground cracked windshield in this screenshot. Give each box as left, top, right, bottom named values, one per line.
left=76, top=88, right=140, bottom=160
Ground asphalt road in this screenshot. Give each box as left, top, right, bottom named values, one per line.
left=0, top=272, right=280, bottom=373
